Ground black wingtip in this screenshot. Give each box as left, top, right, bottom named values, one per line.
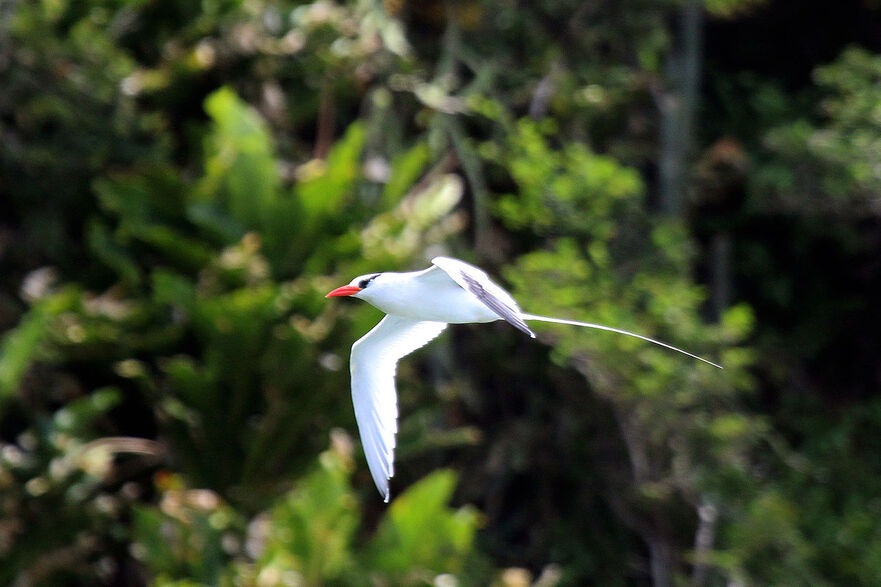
left=521, top=324, right=537, bottom=338
left=513, top=321, right=536, bottom=338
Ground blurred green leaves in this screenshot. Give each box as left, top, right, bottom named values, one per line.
left=200, top=86, right=281, bottom=240
left=2, top=59, right=478, bottom=580
left=368, top=470, right=480, bottom=578
left=0, top=387, right=138, bottom=586
left=759, top=47, right=881, bottom=213
left=493, top=120, right=643, bottom=238
left=256, top=435, right=359, bottom=583
left=3, top=0, right=880, bottom=585
left=131, top=434, right=485, bottom=586
left=0, top=289, right=77, bottom=402
left=483, top=113, right=756, bottom=585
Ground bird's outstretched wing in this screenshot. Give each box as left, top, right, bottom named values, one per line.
left=431, top=256, right=535, bottom=338
left=350, top=315, right=447, bottom=501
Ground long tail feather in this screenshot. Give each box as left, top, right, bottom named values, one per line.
left=521, top=313, right=722, bottom=369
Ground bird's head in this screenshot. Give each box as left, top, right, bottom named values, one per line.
left=325, top=273, right=383, bottom=301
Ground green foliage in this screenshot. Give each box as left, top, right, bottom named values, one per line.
left=0, top=290, right=78, bottom=401
left=484, top=116, right=756, bottom=583
left=493, top=120, right=643, bottom=237
left=83, top=87, right=463, bottom=505
left=2, top=61, right=473, bottom=579
left=493, top=120, right=747, bottom=369
left=382, top=143, right=432, bottom=208
left=703, top=0, right=768, bottom=18
left=131, top=488, right=240, bottom=585
left=0, top=388, right=132, bottom=586
left=131, top=436, right=486, bottom=586
left=256, top=441, right=359, bottom=582
left=200, top=86, right=282, bottom=240
left=3, top=0, right=881, bottom=585
left=367, top=470, right=480, bottom=578
left=759, top=47, right=881, bottom=213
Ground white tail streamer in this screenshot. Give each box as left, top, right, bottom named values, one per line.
left=521, top=313, right=722, bottom=369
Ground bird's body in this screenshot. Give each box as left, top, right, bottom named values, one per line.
left=326, top=256, right=720, bottom=501
left=354, top=266, right=501, bottom=324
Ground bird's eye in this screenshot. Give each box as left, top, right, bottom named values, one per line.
left=358, top=274, right=379, bottom=289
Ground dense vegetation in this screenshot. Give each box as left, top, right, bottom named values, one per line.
left=2, top=0, right=880, bottom=584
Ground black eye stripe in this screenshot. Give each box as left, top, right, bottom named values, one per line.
left=358, top=274, right=380, bottom=288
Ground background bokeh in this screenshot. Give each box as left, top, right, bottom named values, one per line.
left=2, top=0, right=881, bottom=584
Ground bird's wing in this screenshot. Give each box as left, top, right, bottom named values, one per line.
left=350, top=315, right=447, bottom=501
left=430, top=256, right=535, bottom=337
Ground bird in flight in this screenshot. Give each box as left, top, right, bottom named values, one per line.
left=326, top=256, right=721, bottom=501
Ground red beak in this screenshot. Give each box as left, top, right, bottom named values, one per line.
left=325, top=285, right=362, bottom=298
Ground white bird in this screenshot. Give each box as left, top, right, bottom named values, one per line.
left=326, top=256, right=721, bottom=501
